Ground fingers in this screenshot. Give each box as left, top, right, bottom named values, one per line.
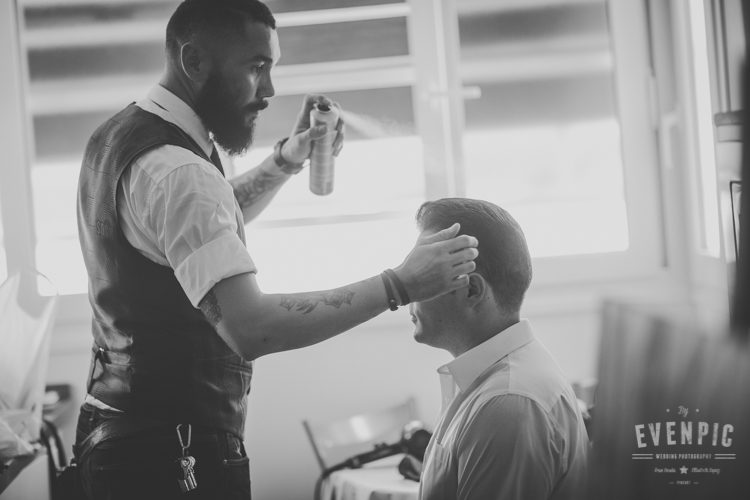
left=300, top=94, right=326, bottom=114
left=395, top=227, right=479, bottom=302
left=307, top=124, right=328, bottom=141
left=333, top=118, right=345, bottom=157
left=445, top=249, right=477, bottom=289
left=297, top=95, right=345, bottom=157
left=452, top=260, right=476, bottom=275
left=434, top=240, right=478, bottom=292
left=418, top=223, right=461, bottom=245
left=450, top=247, right=479, bottom=262
left=316, top=95, right=333, bottom=108
left=301, top=94, right=336, bottom=117
left=293, top=94, right=326, bottom=134
left=450, top=274, right=471, bottom=290
left=441, top=234, right=478, bottom=253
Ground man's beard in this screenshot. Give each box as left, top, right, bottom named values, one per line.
left=195, top=70, right=266, bottom=156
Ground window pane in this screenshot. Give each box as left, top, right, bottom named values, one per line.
left=249, top=218, right=416, bottom=293
left=270, top=0, right=405, bottom=13
left=234, top=86, right=424, bottom=293
left=32, top=159, right=85, bottom=295
left=250, top=87, right=416, bottom=147
left=29, top=44, right=164, bottom=82
left=687, top=0, right=721, bottom=257
left=278, top=18, right=408, bottom=65
left=23, top=1, right=421, bottom=295
left=459, top=1, right=629, bottom=257
left=0, top=202, right=7, bottom=285
left=235, top=87, right=423, bottom=221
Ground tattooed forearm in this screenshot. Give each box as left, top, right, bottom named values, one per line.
left=279, top=289, right=356, bottom=314
left=232, top=169, right=287, bottom=211
left=199, top=290, right=223, bottom=326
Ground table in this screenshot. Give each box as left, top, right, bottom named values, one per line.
left=0, top=449, right=49, bottom=500
left=320, top=456, right=419, bottom=500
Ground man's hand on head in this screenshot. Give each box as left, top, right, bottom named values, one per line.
left=281, top=94, right=345, bottom=164
left=394, top=223, right=479, bottom=303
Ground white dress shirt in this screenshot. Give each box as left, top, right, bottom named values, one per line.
left=419, top=320, right=589, bottom=500
left=118, top=85, right=256, bottom=307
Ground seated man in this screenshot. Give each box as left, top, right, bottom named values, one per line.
left=410, top=198, right=589, bottom=500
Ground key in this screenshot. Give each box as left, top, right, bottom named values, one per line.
left=175, top=424, right=198, bottom=493
left=176, top=456, right=197, bottom=493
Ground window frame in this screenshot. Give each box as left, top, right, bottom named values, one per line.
left=0, top=0, right=37, bottom=280
left=671, top=0, right=727, bottom=291
left=2, top=0, right=667, bottom=325
left=410, top=0, right=663, bottom=285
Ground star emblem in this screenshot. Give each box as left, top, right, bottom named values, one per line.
left=680, top=466, right=688, bottom=474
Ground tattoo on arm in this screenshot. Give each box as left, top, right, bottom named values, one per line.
left=199, top=290, right=223, bottom=326
left=279, top=289, right=356, bottom=314
left=232, top=169, right=286, bottom=210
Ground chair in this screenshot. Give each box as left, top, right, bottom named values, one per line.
left=590, top=301, right=750, bottom=499
left=302, top=397, right=419, bottom=473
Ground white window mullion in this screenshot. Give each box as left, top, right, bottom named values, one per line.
left=605, top=0, right=663, bottom=273
left=0, top=0, right=37, bottom=276
left=407, top=0, right=466, bottom=199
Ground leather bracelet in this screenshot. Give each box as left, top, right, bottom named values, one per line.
left=384, top=268, right=410, bottom=306
left=273, top=137, right=305, bottom=175
left=380, top=272, right=399, bottom=311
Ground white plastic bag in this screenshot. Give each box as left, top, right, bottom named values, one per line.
left=0, top=410, right=36, bottom=458
left=0, top=272, right=57, bottom=459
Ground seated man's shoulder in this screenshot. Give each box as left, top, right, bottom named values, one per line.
left=457, top=393, right=588, bottom=470
left=474, top=357, right=575, bottom=414
left=463, top=391, right=551, bottom=430
left=459, top=386, right=585, bottom=451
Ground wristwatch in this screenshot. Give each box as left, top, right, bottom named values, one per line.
left=273, top=137, right=305, bottom=175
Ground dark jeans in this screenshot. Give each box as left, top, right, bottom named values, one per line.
left=74, top=403, right=251, bottom=500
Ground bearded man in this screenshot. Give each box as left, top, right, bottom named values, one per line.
left=74, top=1, right=479, bottom=498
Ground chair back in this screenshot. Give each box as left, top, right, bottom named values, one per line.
left=303, top=397, right=418, bottom=471
left=590, top=301, right=750, bottom=499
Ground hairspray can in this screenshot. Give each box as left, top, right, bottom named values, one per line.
left=309, top=102, right=339, bottom=196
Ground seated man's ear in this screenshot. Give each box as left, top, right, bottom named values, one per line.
left=466, top=273, right=488, bottom=303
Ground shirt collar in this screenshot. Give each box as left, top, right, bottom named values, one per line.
left=136, top=85, right=214, bottom=158
left=439, top=319, right=535, bottom=393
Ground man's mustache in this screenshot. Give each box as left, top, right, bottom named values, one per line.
left=245, top=100, right=269, bottom=113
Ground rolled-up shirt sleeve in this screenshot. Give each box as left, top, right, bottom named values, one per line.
left=147, top=160, right=256, bottom=307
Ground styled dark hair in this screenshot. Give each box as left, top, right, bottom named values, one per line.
left=166, top=0, right=276, bottom=59
left=416, top=198, right=532, bottom=313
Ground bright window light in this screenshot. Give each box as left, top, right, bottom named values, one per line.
left=0, top=202, right=6, bottom=285
left=464, top=120, right=628, bottom=257
left=688, top=0, right=721, bottom=257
